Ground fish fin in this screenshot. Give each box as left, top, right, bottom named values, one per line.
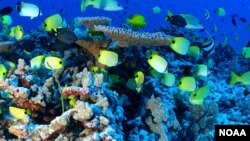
left=39, top=10, right=42, bottom=16
left=81, top=0, right=91, bottom=12
left=166, top=10, right=173, bottom=21
left=125, top=18, right=130, bottom=24
left=230, top=72, right=239, bottom=85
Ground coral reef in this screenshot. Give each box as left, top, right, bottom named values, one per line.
left=0, top=15, right=249, bottom=141
left=0, top=41, right=15, bottom=53
left=94, top=25, right=173, bottom=47
left=1, top=62, right=125, bottom=140
left=77, top=17, right=112, bottom=29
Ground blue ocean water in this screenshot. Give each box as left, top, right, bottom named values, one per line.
left=0, top=0, right=250, bottom=140
left=1, top=0, right=249, bottom=51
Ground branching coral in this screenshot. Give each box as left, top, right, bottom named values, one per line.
left=75, top=39, right=110, bottom=59
left=77, top=17, right=112, bottom=29
left=94, top=25, right=173, bottom=47
left=145, top=95, right=168, bottom=141
left=62, top=86, right=89, bottom=97
left=146, top=95, right=167, bottom=123
left=179, top=101, right=218, bottom=141
left=145, top=116, right=168, bottom=141
left=8, top=99, right=117, bottom=140
left=0, top=80, right=45, bottom=111
left=1, top=64, right=125, bottom=140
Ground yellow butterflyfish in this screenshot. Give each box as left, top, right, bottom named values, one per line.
left=1, top=15, right=12, bottom=25
left=160, top=72, right=175, bottom=87
left=15, top=25, right=24, bottom=40
left=178, top=76, right=196, bottom=92
left=97, top=50, right=119, bottom=67
left=189, top=85, right=210, bottom=105
left=188, top=46, right=200, bottom=57
left=44, top=56, right=64, bottom=70
left=242, top=47, right=250, bottom=59
left=9, top=106, right=27, bottom=120
left=42, top=14, right=65, bottom=32
left=194, top=64, right=208, bottom=77
left=170, top=37, right=190, bottom=55
left=0, top=64, right=7, bottom=79
left=147, top=51, right=168, bottom=73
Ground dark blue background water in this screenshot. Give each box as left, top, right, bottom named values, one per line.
left=1, top=0, right=249, bottom=52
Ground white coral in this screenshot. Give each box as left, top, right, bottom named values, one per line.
left=73, top=101, right=93, bottom=122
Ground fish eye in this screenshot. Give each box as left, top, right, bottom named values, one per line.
left=149, top=56, right=153, bottom=60
left=44, top=23, right=47, bottom=27
left=1, top=18, right=3, bottom=21
left=134, top=75, right=138, bottom=78
left=178, top=81, right=182, bottom=85
left=172, top=40, right=175, bottom=44
left=59, top=61, right=62, bottom=64
left=3, top=72, right=6, bottom=76
left=98, top=54, right=101, bottom=57
left=193, top=93, right=197, bottom=97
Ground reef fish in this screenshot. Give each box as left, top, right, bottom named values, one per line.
left=170, top=37, right=191, bottom=55
left=9, top=25, right=24, bottom=40
left=152, top=6, right=161, bottom=14
left=189, top=85, right=210, bottom=105
left=194, top=64, right=208, bottom=77
left=44, top=56, right=64, bottom=70
left=97, top=50, right=119, bottom=67
left=160, top=72, right=175, bottom=87
left=0, top=6, right=13, bottom=15
left=178, top=76, right=196, bottom=92
left=126, top=14, right=146, bottom=29
left=166, top=11, right=204, bottom=29
left=81, top=0, right=123, bottom=12
left=126, top=71, right=144, bottom=92
left=17, top=1, right=42, bottom=19
left=215, top=7, right=226, bottom=16
left=230, top=72, right=250, bottom=86
left=0, top=15, right=12, bottom=25
left=9, top=106, right=27, bottom=120
left=188, top=46, right=200, bottom=57
left=42, top=14, right=66, bottom=32
left=242, top=46, right=250, bottom=59
left=203, top=9, right=210, bottom=21
left=200, top=30, right=215, bottom=54
left=55, top=28, right=78, bottom=44
left=0, top=64, right=7, bottom=79
left=15, top=25, right=24, bottom=40
left=30, top=55, right=46, bottom=70
left=147, top=51, right=168, bottom=73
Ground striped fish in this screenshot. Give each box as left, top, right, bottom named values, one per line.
left=200, top=30, right=215, bottom=54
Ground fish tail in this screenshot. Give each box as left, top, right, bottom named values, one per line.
left=81, top=0, right=91, bottom=12
left=125, top=18, right=130, bottom=24
left=166, top=10, right=173, bottom=21
left=230, top=72, right=239, bottom=85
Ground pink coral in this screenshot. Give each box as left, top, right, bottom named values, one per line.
left=62, top=86, right=89, bottom=97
